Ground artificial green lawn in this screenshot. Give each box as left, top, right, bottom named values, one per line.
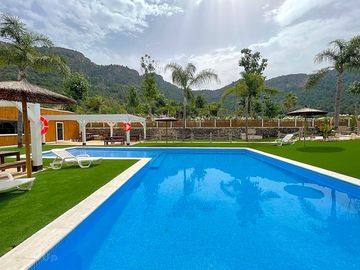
left=1, top=144, right=74, bottom=155
left=136, top=140, right=360, bottom=179
left=0, top=159, right=136, bottom=256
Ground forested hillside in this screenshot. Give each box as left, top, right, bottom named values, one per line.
left=198, top=72, right=360, bottom=114
left=0, top=46, right=359, bottom=114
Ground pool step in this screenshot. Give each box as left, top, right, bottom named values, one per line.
left=150, top=153, right=167, bottom=169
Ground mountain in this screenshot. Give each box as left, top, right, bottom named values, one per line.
left=0, top=46, right=359, bottom=114
left=0, top=46, right=184, bottom=103
left=197, top=71, right=360, bottom=114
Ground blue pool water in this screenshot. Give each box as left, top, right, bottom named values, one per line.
left=34, top=148, right=360, bottom=269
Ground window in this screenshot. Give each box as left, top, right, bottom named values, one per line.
left=0, top=121, right=17, bottom=134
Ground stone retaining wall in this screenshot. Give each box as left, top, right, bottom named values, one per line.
left=87, top=127, right=318, bottom=140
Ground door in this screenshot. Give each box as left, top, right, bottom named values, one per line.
left=56, top=122, right=64, bottom=141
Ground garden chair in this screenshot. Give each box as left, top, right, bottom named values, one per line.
left=50, top=149, right=102, bottom=170
left=0, top=172, right=35, bottom=193
left=274, top=134, right=296, bottom=146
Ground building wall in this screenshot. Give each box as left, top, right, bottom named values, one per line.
left=0, top=107, right=79, bottom=146
left=41, top=108, right=79, bottom=142
left=0, top=106, right=18, bottom=120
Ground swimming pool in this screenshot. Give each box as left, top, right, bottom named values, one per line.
left=34, top=147, right=360, bottom=269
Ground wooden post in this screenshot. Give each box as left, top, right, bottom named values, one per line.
left=303, top=117, right=307, bottom=147
left=166, top=122, right=168, bottom=144
left=22, top=96, right=32, bottom=177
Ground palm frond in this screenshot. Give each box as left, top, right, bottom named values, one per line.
left=32, top=54, right=70, bottom=77
left=263, top=87, right=278, bottom=95
left=221, top=81, right=247, bottom=102
left=330, top=39, right=347, bottom=50
left=185, top=63, right=196, bottom=76
left=303, top=68, right=331, bottom=90
left=315, top=49, right=337, bottom=63
left=165, top=63, right=188, bottom=88
left=348, top=81, right=360, bottom=96
left=0, top=14, right=25, bottom=43
left=241, top=72, right=267, bottom=97
left=165, top=63, right=182, bottom=73
left=27, top=32, right=53, bottom=47
left=190, top=69, right=219, bottom=88
left=346, top=35, right=360, bottom=71
left=0, top=44, right=12, bottom=66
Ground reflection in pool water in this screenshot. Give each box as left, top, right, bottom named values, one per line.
left=34, top=148, right=360, bottom=270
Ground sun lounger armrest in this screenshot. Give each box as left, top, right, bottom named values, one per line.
left=76, top=154, right=90, bottom=158
left=0, top=172, right=13, bottom=180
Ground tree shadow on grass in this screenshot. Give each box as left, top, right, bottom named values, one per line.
left=296, top=146, right=345, bottom=153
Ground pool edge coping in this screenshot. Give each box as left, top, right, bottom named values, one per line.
left=243, top=147, right=360, bottom=186
left=44, top=146, right=360, bottom=185
left=59, top=145, right=360, bottom=183
left=0, top=158, right=151, bottom=270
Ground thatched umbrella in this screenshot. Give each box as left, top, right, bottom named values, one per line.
left=154, top=116, right=177, bottom=143
left=0, top=79, right=75, bottom=177
left=287, top=106, right=327, bottom=146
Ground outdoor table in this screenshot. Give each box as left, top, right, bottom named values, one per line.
left=0, top=151, right=21, bottom=171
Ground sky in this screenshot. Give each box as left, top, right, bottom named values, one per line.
left=1, top=0, right=360, bottom=90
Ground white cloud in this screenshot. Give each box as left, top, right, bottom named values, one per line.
left=1, top=0, right=359, bottom=92
left=195, top=0, right=203, bottom=6
left=162, top=5, right=360, bottom=90
left=0, top=0, right=182, bottom=51
left=252, top=12, right=360, bottom=76
left=161, top=46, right=241, bottom=90
left=267, top=0, right=336, bottom=26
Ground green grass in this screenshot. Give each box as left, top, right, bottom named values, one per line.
left=0, top=159, right=136, bottom=256
left=136, top=140, right=360, bottom=179
left=1, top=144, right=74, bottom=155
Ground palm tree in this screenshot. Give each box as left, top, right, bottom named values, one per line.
left=0, top=14, right=70, bottom=147
left=283, top=92, right=298, bottom=112
left=304, top=39, right=350, bottom=128
left=223, top=72, right=277, bottom=140
left=347, top=35, right=360, bottom=70
left=221, top=82, right=244, bottom=117
left=165, top=63, right=219, bottom=124
left=348, top=81, right=360, bottom=134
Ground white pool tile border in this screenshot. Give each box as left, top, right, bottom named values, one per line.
left=0, top=158, right=151, bottom=270
left=243, top=147, right=360, bottom=186
left=45, top=146, right=360, bottom=185
left=130, top=146, right=359, bottom=185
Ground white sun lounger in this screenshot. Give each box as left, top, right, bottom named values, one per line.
left=50, top=149, right=102, bottom=170
left=274, top=134, right=296, bottom=146
left=0, top=172, right=35, bottom=193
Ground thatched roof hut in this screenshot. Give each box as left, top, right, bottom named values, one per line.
left=0, top=79, right=75, bottom=177
left=0, top=79, right=75, bottom=104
